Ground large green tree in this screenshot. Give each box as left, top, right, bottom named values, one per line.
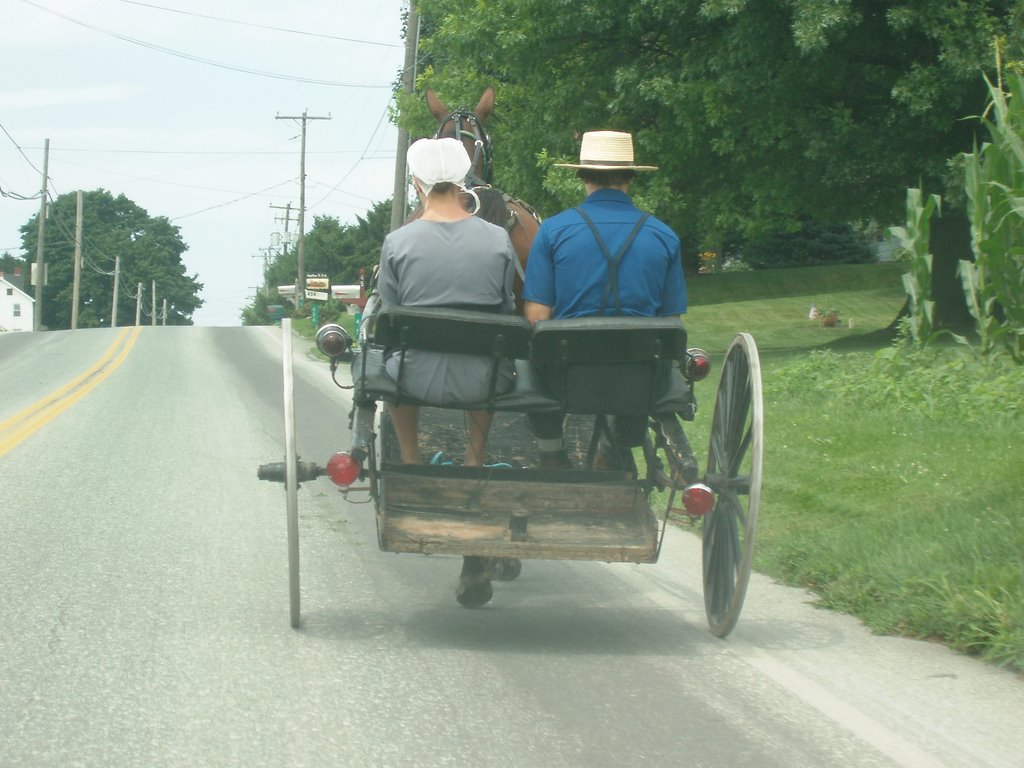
left=18, top=189, right=202, bottom=328
left=252, top=200, right=391, bottom=322
left=408, top=0, right=1022, bottom=229
left=405, top=0, right=1021, bottom=324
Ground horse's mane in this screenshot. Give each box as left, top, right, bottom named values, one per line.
left=474, top=186, right=512, bottom=230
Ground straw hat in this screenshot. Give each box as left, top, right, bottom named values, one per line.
left=555, top=130, right=658, bottom=171
left=407, top=137, right=471, bottom=194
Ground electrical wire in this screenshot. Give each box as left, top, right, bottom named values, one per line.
left=171, top=179, right=297, bottom=221
left=115, top=0, right=402, bottom=48
left=18, top=0, right=394, bottom=88
left=308, top=101, right=393, bottom=209
left=0, top=121, right=45, bottom=198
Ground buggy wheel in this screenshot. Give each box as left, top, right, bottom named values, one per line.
left=281, top=319, right=301, bottom=629
left=703, top=333, right=763, bottom=638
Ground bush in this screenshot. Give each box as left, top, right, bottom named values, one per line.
left=742, top=220, right=876, bottom=269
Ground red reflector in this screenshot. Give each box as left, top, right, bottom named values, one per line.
left=685, top=349, right=712, bottom=381
left=682, top=483, right=714, bottom=516
left=326, top=452, right=361, bottom=486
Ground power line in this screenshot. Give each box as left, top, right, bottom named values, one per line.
left=34, top=147, right=373, bottom=156
left=0, top=121, right=45, bottom=197
left=18, top=0, right=394, bottom=88
left=171, top=179, right=297, bottom=221
left=115, top=0, right=402, bottom=48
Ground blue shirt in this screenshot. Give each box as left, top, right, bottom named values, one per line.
left=522, top=189, right=687, bottom=318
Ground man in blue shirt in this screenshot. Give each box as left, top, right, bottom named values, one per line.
left=522, top=130, right=687, bottom=468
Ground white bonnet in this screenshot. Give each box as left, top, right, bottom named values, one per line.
left=407, top=137, right=471, bottom=195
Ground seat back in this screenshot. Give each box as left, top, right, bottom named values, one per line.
left=373, top=306, right=532, bottom=359
left=529, top=317, right=686, bottom=415
left=367, top=306, right=533, bottom=408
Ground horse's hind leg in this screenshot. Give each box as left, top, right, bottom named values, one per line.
left=456, top=556, right=494, bottom=608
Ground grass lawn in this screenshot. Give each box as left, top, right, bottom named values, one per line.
left=674, top=263, right=1023, bottom=670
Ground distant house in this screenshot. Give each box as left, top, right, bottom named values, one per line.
left=0, top=269, right=35, bottom=332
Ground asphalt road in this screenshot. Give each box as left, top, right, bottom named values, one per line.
left=1, top=326, right=1021, bottom=768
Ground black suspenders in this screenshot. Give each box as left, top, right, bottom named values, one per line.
left=575, top=207, right=650, bottom=316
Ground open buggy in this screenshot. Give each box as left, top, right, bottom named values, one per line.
left=260, top=293, right=762, bottom=638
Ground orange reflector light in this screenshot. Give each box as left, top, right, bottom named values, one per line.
left=326, top=452, right=362, bottom=486
left=685, top=348, right=712, bottom=381
left=682, top=483, right=714, bottom=516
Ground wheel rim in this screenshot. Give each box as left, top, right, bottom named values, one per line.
left=703, top=333, right=763, bottom=637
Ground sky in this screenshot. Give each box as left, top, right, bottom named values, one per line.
left=1, top=0, right=408, bottom=326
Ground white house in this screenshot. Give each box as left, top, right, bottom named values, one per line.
left=0, top=273, right=35, bottom=332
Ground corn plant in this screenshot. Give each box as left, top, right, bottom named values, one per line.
left=890, top=187, right=941, bottom=345
left=961, top=73, right=1024, bottom=363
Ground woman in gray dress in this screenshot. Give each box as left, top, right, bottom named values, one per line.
left=377, top=137, right=517, bottom=465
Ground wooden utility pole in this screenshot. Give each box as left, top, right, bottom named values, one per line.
left=151, top=280, right=156, bottom=327
left=71, top=190, right=83, bottom=330
left=390, top=5, right=419, bottom=233
left=32, top=138, right=49, bottom=331
left=111, top=256, right=120, bottom=327
left=135, top=282, right=142, bottom=326
left=269, top=201, right=296, bottom=298
left=162, top=298, right=167, bottom=326
left=275, top=112, right=330, bottom=306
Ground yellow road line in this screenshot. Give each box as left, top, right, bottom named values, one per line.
left=0, top=326, right=143, bottom=457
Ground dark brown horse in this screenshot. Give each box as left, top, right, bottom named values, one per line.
left=424, top=87, right=539, bottom=607
left=426, top=87, right=541, bottom=313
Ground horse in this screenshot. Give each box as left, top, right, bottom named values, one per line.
left=424, top=87, right=541, bottom=607
left=426, top=87, right=541, bottom=314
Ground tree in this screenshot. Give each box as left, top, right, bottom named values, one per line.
left=411, top=0, right=1018, bottom=234
left=406, top=0, right=1020, bottom=322
left=18, top=189, right=202, bottom=328
left=251, top=200, right=392, bottom=324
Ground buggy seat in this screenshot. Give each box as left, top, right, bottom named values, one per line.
left=352, top=306, right=693, bottom=416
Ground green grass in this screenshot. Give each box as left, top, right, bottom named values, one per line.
left=646, top=263, right=1023, bottom=669
left=685, top=262, right=906, bottom=355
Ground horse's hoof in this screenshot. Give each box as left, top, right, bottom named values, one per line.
left=456, top=577, right=493, bottom=608
left=491, top=557, right=522, bottom=581
left=457, top=556, right=494, bottom=608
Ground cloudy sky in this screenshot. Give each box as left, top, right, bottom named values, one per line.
left=1, top=0, right=408, bottom=325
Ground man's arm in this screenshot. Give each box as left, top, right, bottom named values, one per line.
left=523, top=301, right=552, bottom=324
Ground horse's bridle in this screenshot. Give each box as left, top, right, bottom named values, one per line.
left=434, top=108, right=493, bottom=188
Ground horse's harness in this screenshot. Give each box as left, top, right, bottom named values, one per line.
left=433, top=106, right=540, bottom=282
left=434, top=107, right=493, bottom=188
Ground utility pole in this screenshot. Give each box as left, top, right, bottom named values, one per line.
left=151, top=280, right=156, bottom=327
left=390, top=5, right=419, bottom=233
left=32, top=138, right=50, bottom=331
left=71, top=190, right=83, bottom=330
left=252, top=246, right=275, bottom=297
left=111, top=256, right=120, bottom=327
left=275, top=112, right=330, bottom=306
left=269, top=202, right=296, bottom=302
left=135, top=282, right=142, bottom=326
left=162, top=298, right=167, bottom=326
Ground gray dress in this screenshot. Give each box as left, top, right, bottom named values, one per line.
left=377, top=216, right=517, bottom=405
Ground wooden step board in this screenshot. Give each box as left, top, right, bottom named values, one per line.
left=378, top=466, right=660, bottom=563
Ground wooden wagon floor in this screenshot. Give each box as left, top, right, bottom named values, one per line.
left=377, top=409, right=662, bottom=562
